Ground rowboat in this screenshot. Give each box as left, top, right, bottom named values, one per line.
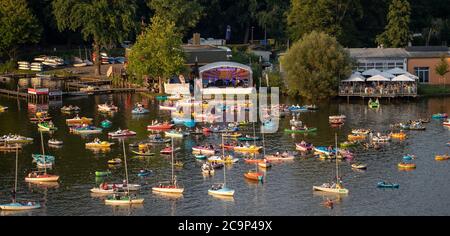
left=131, top=150, right=155, bottom=156
left=66, top=116, right=93, bottom=126
left=48, top=139, right=63, bottom=145
left=398, top=162, right=416, bottom=169
left=233, top=145, right=262, bottom=153
left=295, top=142, right=314, bottom=152
left=160, top=147, right=181, bottom=155
left=71, top=126, right=102, bottom=134
left=105, top=195, right=144, bottom=205
left=192, top=146, right=216, bottom=155
left=265, top=153, right=295, bottom=161
left=108, top=129, right=136, bottom=137
left=25, top=172, right=60, bottom=182
left=435, top=155, right=450, bottom=161
left=86, top=141, right=114, bottom=148
left=208, top=184, right=235, bottom=197
left=377, top=182, right=399, bottom=188
left=147, top=123, right=174, bottom=130
left=351, top=129, right=370, bottom=135
left=244, top=170, right=264, bottom=182
left=432, top=113, right=448, bottom=119
left=107, top=158, right=122, bottom=165
left=351, top=163, right=367, bottom=170
left=164, top=131, right=185, bottom=138
left=95, top=171, right=111, bottom=177
left=98, top=103, right=118, bottom=112
left=0, top=202, right=41, bottom=211
left=208, top=155, right=239, bottom=164
left=100, top=120, right=112, bottom=128
left=284, top=128, right=317, bottom=134
left=37, top=122, right=57, bottom=131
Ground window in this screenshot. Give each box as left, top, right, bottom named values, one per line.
left=414, top=67, right=429, bottom=83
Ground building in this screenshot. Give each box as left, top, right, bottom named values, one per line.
left=348, top=48, right=409, bottom=72
left=406, top=46, right=450, bottom=84
left=182, top=44, right=231, bottom=66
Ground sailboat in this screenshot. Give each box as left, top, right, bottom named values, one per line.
left=208, top=134, right=235, bottom=197
left=0, top=146, right=41, bottom=211
left=105, top=140, right=144, bottom=205
left=152, top=137, right=184, bottom=194
left=244, top=122, right=265, bottom=182
left=25, top=131, right=59, bottom=183
left=313, top=133, right=349, bottom=194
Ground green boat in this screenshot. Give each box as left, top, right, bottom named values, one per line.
left=340, top=141, right=358, bottom=148
left=284, top=128, right=317, bottom=133
left=368, top=99, right=380, bottom=109
left=95, top=171, right=111, bottom=177
left=156, top=95, right=168, bottom=101
left=238, top=136, right=261, bottom=141
left=38, top=122, right=58, bottom=131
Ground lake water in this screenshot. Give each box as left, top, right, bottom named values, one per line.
left=1, top=92, right=450, bottom=216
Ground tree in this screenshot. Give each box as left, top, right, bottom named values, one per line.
left=255, top=0, right=290, bottom=41
left=281, top=31, right=352, bottom=102
left=52, top=0, right=137, bottom=76
left=376, top=0, right=411, bottom=47
left=287, top=0, right=362, bottom=44
left=435, top=54, right=449, bottom=86
left=0, top=0, right=41, bottom=60
left=148, top=0, right=203, bottom=36
left=127, top=16, right=185, bottom=93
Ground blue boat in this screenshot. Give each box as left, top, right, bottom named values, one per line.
left=32, top=154, right=55, bottom=163
left=195, top=154, right=207, bottom=160
left=377, top=182, right=399, bottom=188
left=403, top=155, right=415, bottom=161
left=314, top=146, right=336, bottom=156
left=288, top=106, right=308, bottom=112
left=137, top=169, right=152, bottom=177
left=101, top=120, right=112, bottom=128
left=183, top=120, right=196, bottom=128
left=156, top=95, right=168, bottom=101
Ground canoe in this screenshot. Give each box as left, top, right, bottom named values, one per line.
left=0, top=202, right=41, bottom=211
left=398, top=162, right=416, bottom=169
left=435, top=155, right=450, bottom=161
left=131, top=150, right=155, bottom=156
left=244, top=171, right=264, bottom=182
left=233, top=146, right=262, bottom=153
left=152, top=186, right=184, bottom=194
left=284, top=128, right=317, bottom=134
left=313, top=185, right=349, bottom=194
left=377, top=182, right=399, bottom=188
left=105, top=196, right=144, bottom=205
left=86, top=141, right=114, bottom=148
left=351, top=164, right=367, bottom=170
left=95, top=171, right=111, bottom=177
left=147, top=123, right=174, bottom=130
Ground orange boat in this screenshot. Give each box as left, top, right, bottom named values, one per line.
left=244, top=170, right=264, bottom=182
left=435, top=155, right=450, bottom=161
left=244, top=158, right=264, bottom=164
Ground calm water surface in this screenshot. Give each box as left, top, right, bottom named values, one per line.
left=1, top=93, right=450, bottom=216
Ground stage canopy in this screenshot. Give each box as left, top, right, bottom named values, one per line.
left=199, top=61, right=253, bottom=88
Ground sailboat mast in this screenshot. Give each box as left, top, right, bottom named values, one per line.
left=222, top=134, right=226, bottom=187
left=171, top=137, right=174, bottom=185
left=122, top=140, right=130, bottom=195
left=40, top=131, right=46, bottom=174
left=335, top=133, right=339, bottom=183
left=14, top=145, right=18, bottom=203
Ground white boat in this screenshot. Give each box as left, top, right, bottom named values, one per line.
left=48, top=139, right=63, bottom=145
left=164, top=131, right=185, bottom=138
left=208, top=134, right=235, bottom=197
left=372, top=135, right=391, bottom=143
left=152, top=137, right=184, bottom=195
left=98, top=103, right=118, bottom=112
left=108, top=129, right=136, bottom=137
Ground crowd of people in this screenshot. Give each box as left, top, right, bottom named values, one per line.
left=340, top=82, right=417, bottom=96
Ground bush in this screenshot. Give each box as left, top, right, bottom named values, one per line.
left=0, top=60, right=16, bottom=73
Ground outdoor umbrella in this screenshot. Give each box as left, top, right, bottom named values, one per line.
left=392, top=74, right=416, bottom=82
left=366, top=74, right=390, bottom=82
left=362, top=69, right=381, bottom=77
left=386, top=67, right=407, bottom=75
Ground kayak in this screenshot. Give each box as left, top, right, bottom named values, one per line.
left=137, top=169, right=152, bottom=177
left=377, top=182, right=399, bottom=188
left=284, top=128, right=317, bottom=134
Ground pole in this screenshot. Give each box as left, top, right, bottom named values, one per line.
left=40, top=131, right=46, bottom=174
left=14, top=145, right=18, bottom=203
left=122, top=140, right=130, bottom=196
left=171, top=137, right=174, bottom=185
left=251, top=26, right=254, bottom=44
left=335, top=133, right=339, bottom=183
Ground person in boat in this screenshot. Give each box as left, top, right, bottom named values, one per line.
left=291, top=126, right=296, bottom=131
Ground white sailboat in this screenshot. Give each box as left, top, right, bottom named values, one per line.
left=25, top=131, right=59, bottom=183
left=152, top=137, right=184, bottom=194
left=313, top=133, right=349, bottom=194
left=0, top=146, right=41, bottom=211
left=105, top=140, right=144, bottom=205
left=208, top=134, right=235, bottom=197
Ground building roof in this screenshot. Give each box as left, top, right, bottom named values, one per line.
left=182, top=45, right=230, bottom=65
left=348, top=48, right=410, bottom=59
left=199, top=61, right=252, bottom=74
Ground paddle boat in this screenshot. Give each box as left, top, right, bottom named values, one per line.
left=377, top=182, right=399, bottom=188
left=347, top=134, right=366, bottom=141
left=137, top=169, right=152, bottom=177
left=164, top=130, right=186, bottom=138
left=108, top=129, right=137, bottom=137
left=192, top=146, right=216, bottom=155
left=208, top=183, right=235, bottom=197
left=104, top=194, right=144, bottom=205
left=368, top=98, right=380, bottom=109
left=48, top=139, right=63, bottom=146
left=95, top=171, right=111, bottom=177
left=238, top=135, right=260, bottom=141
left=432, top=113, right=448, bottom=119
left=148, top=135, right=170, bottom=144
left=390, top=132, right=407, bottom=139
left=208, top=155, right=239, bottom=164
left=0, top=202, right=41, bottom=211
left=66, top=116, right=93, bottom=126
left=37, top=122, right=57, bottom=132
left=398, top=162, right=416, bottom=169
left=131, top=150, right=155, bottom=156
left=107, top=158, right=122, bottom=165
left=195, top=154, right=207, bottom=160
left=160, top=146, right=181, bottom=155
left=351, top=163, right=367, bottom=170
left=201, top=163, right=215, bottom=175
left=132, top=107, right=149, bottom=115
left=296, top=141, right=314, bottom=152
left=98, top=103, right=118, bottom=112
left=71, top=125, right=102, bottom=134
left=372, top=135, right=391, bottom=143
left=60, top=105, right=80, bottom=113
left=100, top=119, right=112, bottom=128
left=147, top=122, right=174, bottom=131
left=258, top=160, right=272, bottom=169
left=265, top=152, right=296, bottom=161
left=329, top=117, right=345, bottom=125
left=233, top=145, right=262, bottom=153
left=244, top=170, right=264, bottom=182
left=403, top=154, right=415, bottom=161
left=435, top=154, right=450, bottom=161
left=0, top=135, right=33, bottom=144
left=25, top=171, right=59, bottom=182
left=86, top=139, right=114, bottom=148
left=284, top=127, right=317, bottom=134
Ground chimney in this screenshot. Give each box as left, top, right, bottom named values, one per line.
left=193, top=33, right=201, bottom=46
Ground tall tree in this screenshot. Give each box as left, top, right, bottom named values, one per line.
left=0, top=0, right=41, bottom=60
left=52, top=0, right=137, bottom=76
left=148, top=0, right=203, bottom=36
left=376, top=0, right=411, bottom=47
left=281, top=31, right=352, bottom=102
left=127, top=16, right=185, bottom=93
left=255, top=0, right=290, bottom=41
left=435, top=54, right=449, bottom=86
left=287, top=0, right=362, bottom=45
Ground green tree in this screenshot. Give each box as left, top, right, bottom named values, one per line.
left=435, top=54, right=449, bottom=86
left=281, top=31, right=352, bottom=102
left=0, top=0, right=41, bottom=60
left=148, top=0, right=203, bottom=36
left=52, top=0, right=137, bottom=76
left=127, top=16, right=185, bottom=93
left=376, top=0, right=411, bottom=47
left=255, top=0, right=290, bottom=41
left=287, top=0, right=362, bottom=44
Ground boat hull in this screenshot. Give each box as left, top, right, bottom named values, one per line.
left=152, top=187, right=184, bottom=194
left=0, top=203, right=41, bottom=211
left=313, top=186, right=349, bottom=194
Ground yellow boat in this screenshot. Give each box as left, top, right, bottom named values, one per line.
left=435, top=155, right=450, bottom=161
left=233, top=145, right=262, bottom=153
left=398, top=162, right=416, bottom=169
left=223, top=133, right=242, bottom=138
left=85, top=141, right=114, bottom=148
left=390, top=132, right=407, bottom=139
left=347, top=134, right=366, bottom=141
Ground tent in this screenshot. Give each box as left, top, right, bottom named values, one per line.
left=366, top=74, right=390, bottom=82
left=386, top=67, right=407, bottom=75
left=362, top=69, right=381, bottom=77
left=392, top=74, right=416, bottom=82
left=342, top=74, right=365, bottom=82
left=377, top=71, right=395, bottom=79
